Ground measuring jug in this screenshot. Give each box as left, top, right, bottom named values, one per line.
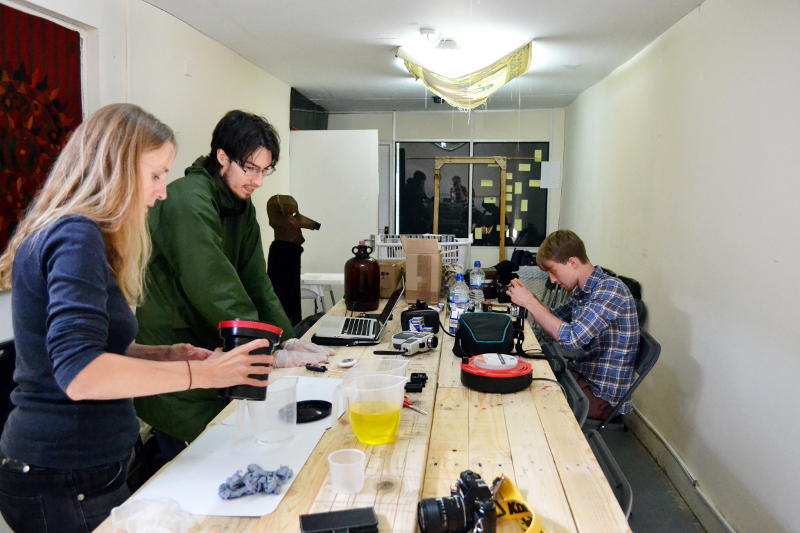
left=344, top=374, right=407, bottom=445
left=348, top=358, right=408, bottom=378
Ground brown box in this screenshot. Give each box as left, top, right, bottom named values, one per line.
left=401, top=238, right=442, bottom=304
left=378, top=259, right=405, bottom=298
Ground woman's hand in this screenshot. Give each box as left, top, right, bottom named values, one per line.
left=191, top=339, right=274, bottom=389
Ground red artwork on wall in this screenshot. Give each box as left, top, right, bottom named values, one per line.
left=1, top=4, right=82, bottom=252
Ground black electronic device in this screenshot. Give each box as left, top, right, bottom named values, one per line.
left=400, top=300, right=440, bottom=334
left=299, top=506, right=379, bottom=533
left=417, top=470, right=496, bottom=533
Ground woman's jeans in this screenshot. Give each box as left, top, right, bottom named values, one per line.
left=0, top=456, right=130, bottom=533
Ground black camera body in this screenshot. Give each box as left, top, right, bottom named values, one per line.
left=417, top=470, right=496, bottom=533
left=401, top=300, right=440, bottom=334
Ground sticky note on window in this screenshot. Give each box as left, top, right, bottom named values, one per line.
left=484, top=197, right=496, bottom=204
left=515, top=219, right=523, bottom=231
left=534, top=150, right=542, bottom=162
left=474, top=227, right=482, bottom=240
left=529, top=179, right=541, bottom=187
left=521, top=199, right=528, bottom=212
left=506, top=205, right=513, bottom=212
left=514, top=182, right=522, bottom=195
left=519, top=163, right=531, bottom=172
left=505, top=193, right=513, bottom=202
left=506, top=184, right=513, bottom=192
left=480, top=179, right=493, bottom=187
left=506, top=172, right=513, bottom=180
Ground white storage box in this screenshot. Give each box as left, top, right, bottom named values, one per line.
left=372, top=234, right=471, bottom=266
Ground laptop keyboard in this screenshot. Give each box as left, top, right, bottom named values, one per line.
left=342, top=317, right=374, bottom=337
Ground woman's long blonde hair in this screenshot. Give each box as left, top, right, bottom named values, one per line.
left=0, top=103, right=175, bottom=304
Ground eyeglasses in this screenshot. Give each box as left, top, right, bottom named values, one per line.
left=234, top=160, right=276, bottom=177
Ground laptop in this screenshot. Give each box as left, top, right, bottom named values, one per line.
left=312, top=285, right=404, bottom=345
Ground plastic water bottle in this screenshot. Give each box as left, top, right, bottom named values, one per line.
left=448, top=273, right=469, bottom=334
left=468, top=261, right=485, bottom=308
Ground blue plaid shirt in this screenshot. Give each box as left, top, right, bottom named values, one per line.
left=554, top=267, right=640, bottom=413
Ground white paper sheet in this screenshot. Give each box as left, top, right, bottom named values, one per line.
left=134, top=377, right=342, bottom=517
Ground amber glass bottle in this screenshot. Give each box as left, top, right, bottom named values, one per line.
left=344, top=241, right=380, bottom=311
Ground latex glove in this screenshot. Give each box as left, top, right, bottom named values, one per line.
left=282, top=338, right=334, bottom=357
left=273, top=349, right=328, bottom=368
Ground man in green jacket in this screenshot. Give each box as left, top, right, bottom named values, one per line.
left=135, top=110, right=295, bottom=458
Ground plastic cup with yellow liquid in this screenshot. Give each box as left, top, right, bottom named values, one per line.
left=346, top=374, right=408, bottom=445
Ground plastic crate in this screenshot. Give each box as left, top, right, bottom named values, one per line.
left=371, top=234, right=471, bottom=266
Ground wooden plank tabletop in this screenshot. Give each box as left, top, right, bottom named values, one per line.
left=96, top=299, right=630, bottom=533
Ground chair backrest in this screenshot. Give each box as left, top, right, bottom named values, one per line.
left=596, top=330, right=661, bottom=429
left=584, top=428, right=633, bottom=518
left=634, top=330, right=661, bottom=379
left=560, top=369, right=589, bottom=428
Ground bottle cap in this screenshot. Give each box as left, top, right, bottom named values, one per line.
left=474, top=261, right=481, bottom=267
left=456, top=273, right=464, bottom=281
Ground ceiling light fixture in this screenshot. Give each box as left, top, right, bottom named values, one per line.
left=396, top=27, right=532, bottom=110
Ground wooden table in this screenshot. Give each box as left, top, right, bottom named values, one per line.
left=97, top=299, right=630, bottom=532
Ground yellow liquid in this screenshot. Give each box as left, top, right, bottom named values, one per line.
left=349, top=401, right=401, bottom=445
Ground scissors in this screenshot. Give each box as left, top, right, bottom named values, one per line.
left=403, top=395, right=428, bottom=415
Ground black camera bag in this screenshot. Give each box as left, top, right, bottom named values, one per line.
left=452, top=312, right=514, bottom=357
left=400, top=301, right=440, bottom=333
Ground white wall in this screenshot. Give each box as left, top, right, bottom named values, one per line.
left=562, top=0, right=800, bottom=531
left=289, top=130, right=379, bottom=273
left=328, top=109, right=566, bottom=268
left=0, top=0, right=292, bottom=342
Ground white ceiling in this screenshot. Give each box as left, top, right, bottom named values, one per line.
left=144, top=0, right=704, bottom=112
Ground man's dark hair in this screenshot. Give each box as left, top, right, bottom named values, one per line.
left=204, top=110, right=280, bottom=176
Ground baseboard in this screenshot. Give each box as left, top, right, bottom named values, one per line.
left=627, top=409, right=736, bottom=533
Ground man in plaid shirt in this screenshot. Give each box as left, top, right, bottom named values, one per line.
left=507, top=230, right=640, bottom=419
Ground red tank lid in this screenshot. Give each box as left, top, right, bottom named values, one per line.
left=218, top=320, right=283, bottom=336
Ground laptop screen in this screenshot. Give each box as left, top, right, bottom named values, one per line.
left=377, top=284, right=404, bottom=324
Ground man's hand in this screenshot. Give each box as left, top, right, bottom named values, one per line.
left=506, top=279, right=541, bottom=311
left=166, top=343, right=215, bottom=361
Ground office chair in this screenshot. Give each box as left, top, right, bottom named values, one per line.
left=584, top=428, right=633, bottom=519
left=586, top=330, right=661, bottom=431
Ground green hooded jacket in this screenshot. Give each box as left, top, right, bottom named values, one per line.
left=134, top=157, right=294, bottom=442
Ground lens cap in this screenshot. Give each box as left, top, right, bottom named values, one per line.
left=296, top=400, right=332, bottom=423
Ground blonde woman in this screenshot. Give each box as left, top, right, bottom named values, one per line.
left=0, top=104, right=274, bottom=533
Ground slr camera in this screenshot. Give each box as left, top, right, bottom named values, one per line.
left=417, top=470, right=496, bottom=533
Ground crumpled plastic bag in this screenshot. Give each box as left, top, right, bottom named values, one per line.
left=218, top=464, right=293, bottom=500
left=111, top=498, right=196, bottom=533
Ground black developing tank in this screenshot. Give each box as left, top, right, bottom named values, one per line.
left=218, top=319, right=282, bottom=401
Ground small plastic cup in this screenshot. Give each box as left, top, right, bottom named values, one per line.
left=327, top=448, right=366, bottom=494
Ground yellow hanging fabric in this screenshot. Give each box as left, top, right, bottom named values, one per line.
left=493, top=474, right=545, bottom=533
left=401, top=41, right=532, bottom=110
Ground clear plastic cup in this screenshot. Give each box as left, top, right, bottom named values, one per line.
left=248, top=376, right=298, bottom=444
left=327, top=448, right=366, bottom=493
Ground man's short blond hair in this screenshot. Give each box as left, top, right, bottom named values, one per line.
left=536, top=230, right=589, bottom=270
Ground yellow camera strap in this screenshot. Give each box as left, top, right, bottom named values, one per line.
left=493, top=475, right=544, bottom=533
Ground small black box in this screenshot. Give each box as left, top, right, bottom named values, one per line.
left=299, top=506, right=379, bottom=533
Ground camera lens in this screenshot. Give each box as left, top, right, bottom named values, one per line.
left=417, top=496, right=466, bottom=532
